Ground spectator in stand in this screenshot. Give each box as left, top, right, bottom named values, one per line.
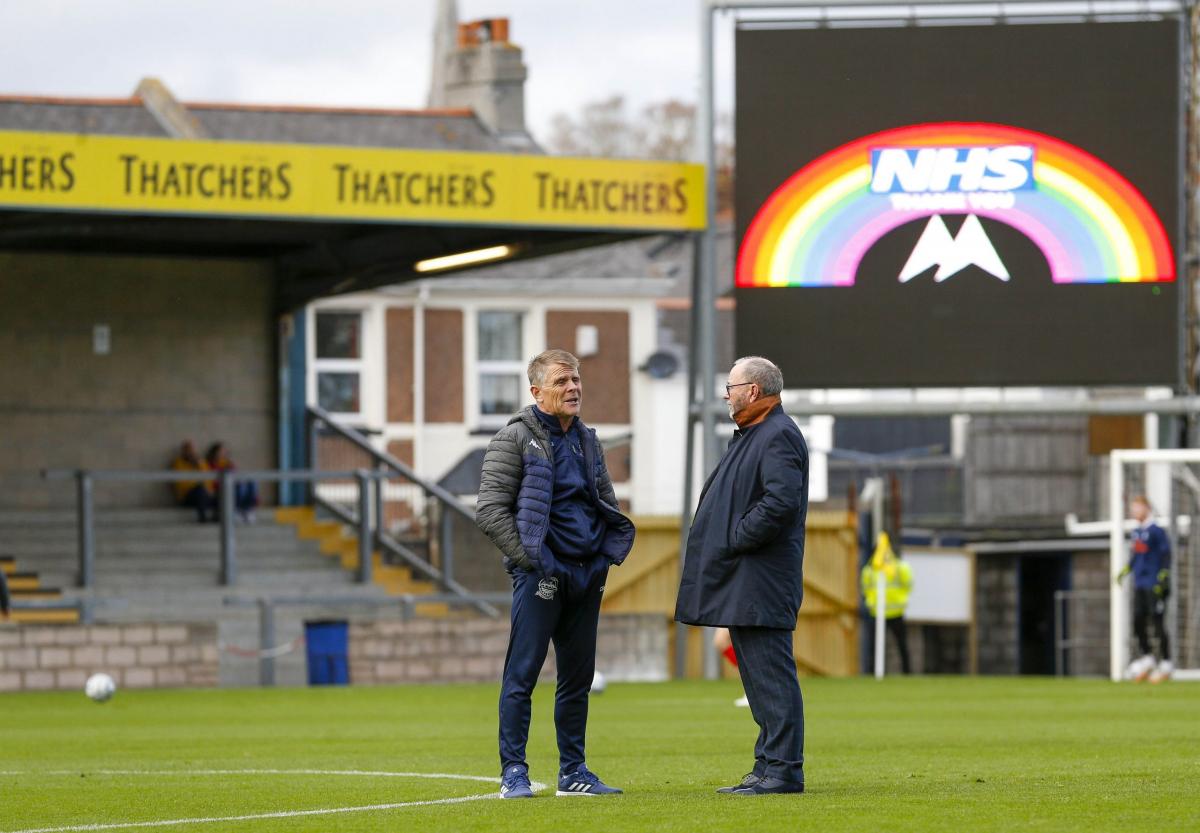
left=206, top=442, right=259, bottom=524
left=172, top=440, right=215, bottom=523
left=0, top=565, right=10, bottom=620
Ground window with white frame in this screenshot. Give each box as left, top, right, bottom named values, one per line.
left=314, top=310, right=365, bottom=417
left=477, top=310, right=525, bottom=426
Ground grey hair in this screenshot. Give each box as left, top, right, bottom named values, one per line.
left=733, top=356, right=784, bottom=397
left=527, top=349, right=580, bottom=387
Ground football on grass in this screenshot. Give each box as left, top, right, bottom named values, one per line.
left=85, top=673, right=116, bottom=703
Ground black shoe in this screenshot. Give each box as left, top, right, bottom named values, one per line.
left=732, top=776, right=805, bottom=795
left=717, top=773, right=762, bottom=794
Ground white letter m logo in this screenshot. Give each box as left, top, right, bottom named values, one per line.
left=898, top=214, right=1010, bottom=283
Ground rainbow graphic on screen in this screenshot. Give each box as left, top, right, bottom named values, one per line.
left=736, top=123, right=1174, bottom=287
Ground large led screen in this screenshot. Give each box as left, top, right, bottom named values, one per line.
left=735, top=21, right=1181, bottom=387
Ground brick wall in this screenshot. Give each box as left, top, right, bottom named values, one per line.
left=545, top=310, right=630, bottom=424
left=0, top=624, right=218, bottom=692
left=349, top=613, right=668, bottom=686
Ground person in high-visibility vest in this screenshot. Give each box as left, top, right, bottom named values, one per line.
left=860, top=533, right=914, bottom=674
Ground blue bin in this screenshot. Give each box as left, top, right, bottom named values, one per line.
left=305, top=620, right=349, bottom=685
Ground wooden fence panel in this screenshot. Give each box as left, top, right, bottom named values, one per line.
left=605, top=512, right=860, bottom=677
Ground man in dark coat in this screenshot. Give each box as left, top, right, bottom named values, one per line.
left=477, top=349, right=636, bottom=799
left=675, top=355, right=808, bottom=795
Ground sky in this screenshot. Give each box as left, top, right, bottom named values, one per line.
left=0, top=0, right=734, bottom=146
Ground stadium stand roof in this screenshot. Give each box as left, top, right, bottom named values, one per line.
left=0, top=88, right=702, bottom=310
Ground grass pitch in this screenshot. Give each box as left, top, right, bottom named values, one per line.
left=2, top=676, right=1198, bottom=832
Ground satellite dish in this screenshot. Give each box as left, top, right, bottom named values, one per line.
left=640, top=351, right=679, bottom=379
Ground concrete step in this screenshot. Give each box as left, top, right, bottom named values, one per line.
left=5, top=505, right=447, bottom=623
left=9, top=609, right=80, bottom=624
left=80, top=567, right=359, bottom=586
left=7, top=573, right=42, bottom=590
left=13, top=547, right=338, bottom=562
left=67, top=584, right=393, bottom=623
left=0, top=525, right=303, bottom=543
left=0, top=542, right=324, bottom=559
left=0, top=509, right=203, bottom=525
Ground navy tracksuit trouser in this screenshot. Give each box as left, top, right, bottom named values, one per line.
left=499, top=557, right=608, bottom=776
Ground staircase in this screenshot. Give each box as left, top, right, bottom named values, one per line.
left=1, top=554, right=76, bottom=624
left=0, top=508, right=404, bottom=623
left=274, top=507, right=450, bottom=617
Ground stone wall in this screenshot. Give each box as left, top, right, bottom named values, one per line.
left=1067, top=550, right=1111, bottom=676
left=0, top=623, right=218, bottom=692
left=976, top=554, right=1019, bottom=674
left=349, top=613, right=669, bottom=686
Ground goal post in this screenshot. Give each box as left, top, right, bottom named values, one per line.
left=1109, top=448, right=1200, bottom=682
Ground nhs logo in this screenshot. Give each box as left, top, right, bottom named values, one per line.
left=870, top=146, right=1035, bottom=194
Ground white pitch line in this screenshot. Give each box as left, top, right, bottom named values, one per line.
left=0, top=770, right=504, bottom=783
left=0, top=770, right=549, bottom=833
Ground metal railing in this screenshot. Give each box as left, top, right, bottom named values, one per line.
left=42, top=460, right=499, bottom=618
left=306, top=406, right=493, bottom=615
left=43, top=468, right=379, bottom=587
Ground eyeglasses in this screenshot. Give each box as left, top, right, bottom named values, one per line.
left=725, top=382, right=754, bottom=395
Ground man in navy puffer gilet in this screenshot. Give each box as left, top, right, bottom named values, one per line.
left=477, top=350, right=635, bottom=796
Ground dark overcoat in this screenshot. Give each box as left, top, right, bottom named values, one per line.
left=674, top=404, right=808, bottom=630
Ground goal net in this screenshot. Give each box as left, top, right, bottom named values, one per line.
left=1108, top=450, right=1200, bottom=682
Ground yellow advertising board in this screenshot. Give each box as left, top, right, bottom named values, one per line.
left=0, top=129, right=706, bottom=232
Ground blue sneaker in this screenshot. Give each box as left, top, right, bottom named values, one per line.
left=557, top=764, right=623, bottom=796
left=499, top=765, right=535, bottom=799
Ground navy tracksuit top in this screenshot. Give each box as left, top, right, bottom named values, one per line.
left=533, top=406, right=606, bottom=561
left=1131, top=522, right=1170, bottom=590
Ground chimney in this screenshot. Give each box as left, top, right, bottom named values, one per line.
left=427, top=5, right=529, bottom=138
left=134, top=78, right=210, bottom=140
left=427, top=0, right=458, bottom=109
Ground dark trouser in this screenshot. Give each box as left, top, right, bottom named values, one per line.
left=499, top=557, right=608, bottom=776
left=887, top=616, right=912, bottom=674
left=181, top=485, right=214, bottom=522
left=213, top=481, right=259, bottom=514
left=728, top=626, right=805, bottom=784
left=235, top=481, right=258, bottom=512
left=1133, top=588, right=1170, bottom=660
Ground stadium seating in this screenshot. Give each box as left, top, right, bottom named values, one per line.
left=0, top=508, right=406, bottom=623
